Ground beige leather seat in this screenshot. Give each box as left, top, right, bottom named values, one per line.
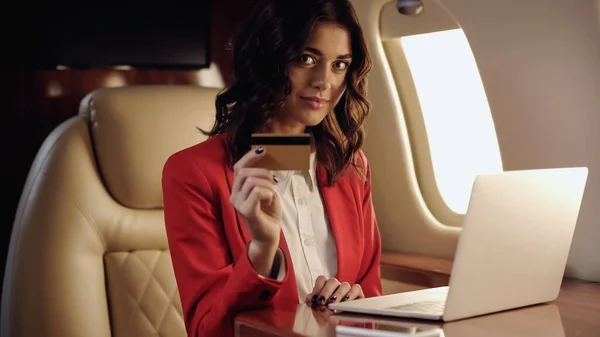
left=1, top=85, right=220, bottom=337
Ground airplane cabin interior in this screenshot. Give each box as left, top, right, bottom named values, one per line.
left=1, top=0, right=599, bottom=336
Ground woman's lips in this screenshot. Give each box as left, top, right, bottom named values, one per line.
left=301, top=97, right=329, bottom=110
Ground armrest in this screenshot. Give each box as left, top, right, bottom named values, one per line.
left=380, top=252, right=453, bottom=288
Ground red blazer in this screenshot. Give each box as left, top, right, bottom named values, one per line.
left=162, top=133, right=382, bottom=337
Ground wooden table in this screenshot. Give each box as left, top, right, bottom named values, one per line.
left=235, top=278, right=600, bottom=337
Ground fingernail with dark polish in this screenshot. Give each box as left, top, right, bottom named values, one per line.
left=273, top=175, right=279, bottom=183
left=341, top=296, right=349, bottom=301
left=328, top=296, right=337, bottom=303
left=318, top=296, right=326, bottom=304
left=312, top=294, right=318, bottom=304
left=255, top=147, right=264, bottom=154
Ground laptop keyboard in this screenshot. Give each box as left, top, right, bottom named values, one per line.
left=386, top=300, right=446, bottom=315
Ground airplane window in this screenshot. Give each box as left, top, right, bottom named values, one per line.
left=371, top=1, right=504, bottom=232
left=398, top=28, right=503, bottom=216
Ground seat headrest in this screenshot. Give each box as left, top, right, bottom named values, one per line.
left=79, top=85, right=220, bottom=209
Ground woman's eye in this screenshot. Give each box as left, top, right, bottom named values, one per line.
left=333, top=61, right=349, bottom=71
left=299, top=54, right=316, bottom=65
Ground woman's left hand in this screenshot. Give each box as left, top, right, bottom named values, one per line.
left=305, top=275, right=365, bottom=306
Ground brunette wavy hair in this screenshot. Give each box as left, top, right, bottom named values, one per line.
left=202, top=0, right=372, bottom=185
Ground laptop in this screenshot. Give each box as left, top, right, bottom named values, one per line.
left=329, top=167, right=588, bottom=322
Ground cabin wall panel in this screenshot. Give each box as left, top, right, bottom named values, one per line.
left=443, top=0, right=600, bottom=281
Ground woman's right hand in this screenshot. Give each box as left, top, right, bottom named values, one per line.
left=230, top=146, right=282, bottom=248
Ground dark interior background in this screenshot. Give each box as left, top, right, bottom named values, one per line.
left=0, top=0, right=255, bottom=291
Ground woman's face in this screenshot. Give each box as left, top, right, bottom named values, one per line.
left=271, top=21, right=352, bottom=134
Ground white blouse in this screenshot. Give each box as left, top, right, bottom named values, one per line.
left=272, top=151, right=338, bottom=302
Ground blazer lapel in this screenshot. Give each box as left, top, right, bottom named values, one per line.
left=316, top=164, right=362, bottom=282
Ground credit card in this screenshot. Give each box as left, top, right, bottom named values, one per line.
left=250, top=133, right=311, bottom=171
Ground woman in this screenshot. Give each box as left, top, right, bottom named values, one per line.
left=162, top=0, right=382, bottom=336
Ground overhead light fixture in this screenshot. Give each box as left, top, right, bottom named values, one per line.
left=396, top=0, right=424, bottom=16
